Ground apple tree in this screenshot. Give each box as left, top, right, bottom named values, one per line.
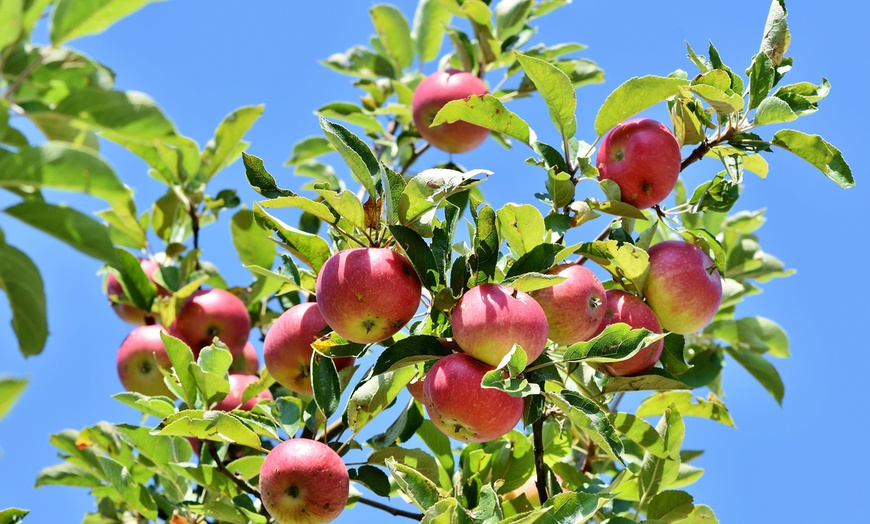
left=0, top=0, right=854, bottom=523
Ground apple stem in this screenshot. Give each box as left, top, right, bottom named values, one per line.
left=357, top=497, right=424, bottom=520
left=532, top=417, right=550, bottom=505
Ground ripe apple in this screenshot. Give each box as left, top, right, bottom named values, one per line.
left=597, top=118, right=682, bottom=209
left=643, top=240, right=723, bottom=334
left=451, top=283, right=549, bottom=367
left=171, top=288, right=251, bottom=358
left=412, top=69, right=489, bottom=153
left=530, top=264, right=607, bottom=345
left=106, top=258, right=169, bottom=325
left=231, top=341, right=260, bottom=375
left=423, top=353, right=524, bottom=443
left=593, top=289, right=664, bottom=377
left=116, top=324, right=174, bottom=398
left=264, top=302, right=355, bottom=395
left=259, top=438, right=349, bottom=524
left=213, top=372, right=273, bottom=411
left=315, top=248, right=421, bottom=344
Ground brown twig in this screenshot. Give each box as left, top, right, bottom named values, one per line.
left=357, top=497, right=425, bottom=520
left=205, top=441, right=261, bottom=498
left=400, top=143, right=430, bottom=176
left=532, top=417, right=549, bottom=506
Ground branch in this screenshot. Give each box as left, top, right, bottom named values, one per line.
left=532, top=417, right=549, bottom=506
left=357, top=497, right=424, bottom=520
left=400, top=143, right=430, bottom=176
left=205, top=441, right=261, bottom=498
left=316, top=419, right=347, bottom=444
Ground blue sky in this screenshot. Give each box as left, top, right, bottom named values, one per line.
left=1, top=1, right=868, bottom=522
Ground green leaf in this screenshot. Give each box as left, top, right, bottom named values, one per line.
left=369, top=446, right=441, bottom=485
left=417, top=419, right=455, bottom=475
left=636, top=392, right=734, bottom=427
left=497, top=203, right=545, bottom=256
left=389, top=225, right=440, bottom=289
left=4, top=201, right=118, bottom=266
left=433, top=94, right=536, bottom=147
left=608, top=412, right=671, bottom=459
left=724, top=345, right=784, bottom=404
left=35, top=462, right=103, bottom=488
left=111, top=392, right=176, bottom=419
left=349, top=465, right=392, bottom=497
left=286, top=136, right=335, bottom=165
left=594, top=76, right=688, bottom=136
left=495, top=0, right=533, bottom=40
left=471, top=204, right=500, bottom=285
left=600, top=369, right=691, bottom=395
left=319, top=117, right=379, bottom=198
left=252, top=203, right=332, bottom=272
left=50, top=88, right=177, bottom=143
left=501, top=272, right=565, bottom=294
left=160, top=331, right=197, bottom=406
left=638, top=405, right=684, bottom=510
left=112, top=249, right=157, bottom=311
left=0, top=377, right=27, bottom=420
left=347, top=367, right=417, bottom=433
left=515, top=52, right=577, bottom=138
left=759, top=0, right=790, bottom=66
left=50, top=0, right=165, bottom=44
left=705, top=316, right=789, bottom=357
left=771, top=129, right=854, bottom=189
left=231, top=208, right=276, bottom=272
left=399, top=168, right=490, bottom=235
left=315, top=189, right=365, bottom=231
left=200, top=105, right=263, bottom=181
left=0, top=0, right=23, bottom=51
left=272, top=397, right=304, bottom=437
left=754, top=96, right=797, bottom=125
left=647, top=490, right=694, bottom=523
left=0, top=508, right=29, bottom=523
left=243, top=152, right=295, bottom=198
left=674, top=504, right=718, bottom=524
left=546, top=390, right=625, bottom=465
left=372, top=335, right=452, bottom=375
left=562, top=323, right=656, bottom=363
left=688, top=84, right=743, bottom=114
left=259, top=195, right=335, bottom=225
left=321, top=45, right=396, bottom=79
left=540, top=491, right=611, bottom=524
left=155, top=409, right=265, bottom=450
left=412, top=0, right=452, bottom=63
left=311, top=355, right=340, bottom=418
left=0, top=143, right=136, bottom=225
left=0, top=243, right=46, bottom=356
left=747, top=52, right=775, bottom=111
left=371, top=4, right=414, bottom=70
left=385, top=456, right=441, bottom=510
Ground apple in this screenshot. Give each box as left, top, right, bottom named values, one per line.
left=106, top=258, right=169, bottom=325
left=264, top=302, right=356, bottom=395
left=643, top=240, right=723, bottom=334
left=451, top=283, right=549, bottom=367
left=596, top=118, right=682, bottom=209
left=530, top=264, right=607, bottom=345
left=412, top=69, right=489, bottom=153
left=213, top=372, right=273, bottom=411
left=171, top=288, right=251, bottom=359
left=315, top=248, right=421, bottom=344
left=423, top=353, right=524, bottom=443
left=259, top=438, right=349, bottom=524
left=116, top=324, right=174, bottom=398
left=232, top=341, right=260, bottom=374
left=593, top=289, right=664, bottom=377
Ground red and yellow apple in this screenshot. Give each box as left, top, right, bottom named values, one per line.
left=213, top=372, right=273, bottom=411
left=412, top=69, right=489, bottom=153
left=170, top=288, right=251, bottom=358
left=593, top=289, right=664, bottom=377
left=232, top=341, right=260, bottom=375
left=423, top=353, right=524, bottom=442
left=597, top=118, right=682, bottom=209
left=451, top=283, right=548, bottom=367
left=116, top=324, right=174, bottom=398
left=259, top=438, right=349, bottom=524
left=643, top=240, right=723, bottom=334
left=315, top=248, right=421, bottom=344
left=530, top=264, right=607, bottom=345
left=264, top=302, right=355, bottom=395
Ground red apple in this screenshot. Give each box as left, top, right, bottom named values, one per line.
left=259, top=438, right=349, bottom=524
left=264, top=302, right=355, bottom=395
left=213, top=372, right=273, bottom=411
left=643, top=240, right=723, bottom=334
left=315, top=248, right=421, bottom=344
left=106, top=258, right=169, bottom=325
left=412, top=69, right=489, bottom=153
left=116, top=324, right=174, bottom=398
left=451, top=283, right=549, bottom=367
left=597, top=118, right=682, bottom=209
left=423, top=353, right=524, bottom=443
left=171, top=288, right=251, bottom=359
left=593, top=289, right=664, bottom=377
left=530, top=264, right=607, bottom=345
left=232, top=341, right=260, bottom=375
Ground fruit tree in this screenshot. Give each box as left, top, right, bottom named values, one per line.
left=0, top=1, right=861, bottom=523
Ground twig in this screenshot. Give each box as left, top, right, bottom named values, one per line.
left=532, top=417, right=549, bottom=506
left=357, top=497, right=425, bottom=520
left=400, top=143, right=430, bottom=176
left=4, top=47, right=53, bottom=101
left=205, top=441, right=261, bottom=498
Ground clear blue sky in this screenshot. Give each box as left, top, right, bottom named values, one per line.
left=1, top=1, right=868, bottom=522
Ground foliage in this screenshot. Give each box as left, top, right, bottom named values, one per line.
left=0, top=0, right=853, bottom=522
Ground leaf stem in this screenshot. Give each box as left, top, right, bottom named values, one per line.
left=4, top=46, right=53, bottom=101
left=356, top=497, right=424, bottom=520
